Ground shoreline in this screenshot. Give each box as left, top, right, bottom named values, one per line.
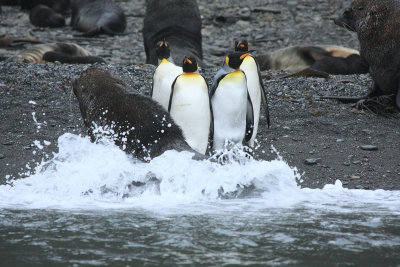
left=1, top=62, right=399, bottom=190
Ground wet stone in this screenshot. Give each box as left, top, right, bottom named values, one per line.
left=360, top=145, right=378, bottom=151
left=0, top=153, right=4, bottom=159
left=304, top=158, right=321, bottom=165
left=2, top=141, right=13, bottom=146
left=343, top=162, right=350, bottom=166
left=355, top=185, right=364, bottom=189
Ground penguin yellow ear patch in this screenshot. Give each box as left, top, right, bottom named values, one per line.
left=239, top=44, right=245, bottom=48
left=225, top=56, right=229, bottom=65
left=240, top=52, right=250, bottom=60
left=184, top=58, right=192, bottom=64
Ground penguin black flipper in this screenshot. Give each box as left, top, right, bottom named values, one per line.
left=245, top=91, right=254, bottom=142
left=209, top=72, right=228, bottom=98
left=150, top=77, right=154, bottom=97
left=255, top=58, right=271, bottom=128
left=168, top=75, right=180, bottom=112
left=207, top=83, right=214, bottom=153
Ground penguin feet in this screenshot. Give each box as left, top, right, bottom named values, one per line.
left=212, top=145, right=254, bottom=165
left=242, top=146, right=254, bottom=160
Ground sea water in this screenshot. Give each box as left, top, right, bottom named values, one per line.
left=0, top=133, right=399, bottom=265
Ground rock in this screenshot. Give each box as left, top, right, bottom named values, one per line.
left=304, top=158, right=321, bottom=165
left=2, top=141, right=13, bottom=145
left=360, top=145, right=378, bottom=151
left=235, top=20, right=250, bottom=28
left=0, top=153, right=4, bottom=159
left=351, top=175, right=361, bottom=180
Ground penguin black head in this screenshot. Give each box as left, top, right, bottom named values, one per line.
left=182, top=57, right=198, bottom=73
left=155, top=39, right=170, bottom=60
left=234, top=39, right=250, bottom=52
left=225, top=50, right=253, bottom=69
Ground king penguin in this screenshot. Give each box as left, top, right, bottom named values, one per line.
left=168, top=57, right=213, bottom=155
left=210, top=51, right=254, bottom=151
left=151, top=40, right=182, bottom=110
left=234, top=39, right=270, bottom=148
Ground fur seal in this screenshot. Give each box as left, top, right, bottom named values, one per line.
left=0, top=34, right=41, bottom=48
left=20, top=0, right=55, bottom=9
left=73, top=68, right=206, bottom=161
left=6, top=42, right=103, bottom=64
left=143, top=0, right=203, bottom=66
left=322, top=0, right=400, bottom=112
left=307, top=54, right=368, bottom=75
left=255, top=45, right=368, bottom=74
left=29, top=5, right=65, bottom=28
left=70, top=0, right=126, bottom=37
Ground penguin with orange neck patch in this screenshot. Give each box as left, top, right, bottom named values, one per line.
left=210, top=51, right=254, bottom=151
left=168, top=57, right=212, bottom=154
left=234, top=40, right=270, bottom=148
left=151, top=40, right=182, bottom=110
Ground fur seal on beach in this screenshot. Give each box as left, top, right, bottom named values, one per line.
left=0, top=35, right=41, bottom=48
left=321, top=0, right=400, bottom=112
left=6, top=43, right=104, bottom=64
left=143, top=0, right=203, bottom=66
left=19, top=0, right=71, bottom=14
left=29, top=5, right=65, bottom=28
left=73, top=68, right=206, bottom=161
left=255, top=45, right=367, bottom=74
left=70, top=0, right=126, bottom=37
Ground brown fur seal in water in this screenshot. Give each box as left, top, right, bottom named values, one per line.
left=29, top=5, right=65, bottom=28
left=6, top=43, right=104, bottom=64
left=255, top=45, right=368, bottom=74
left=322, top=0, right=400, bottom=112
left=70, top=0, right=126, bottom=37
left=143, top=0, right=203, bottom=67
left=73, top=68, right=206, bottom=161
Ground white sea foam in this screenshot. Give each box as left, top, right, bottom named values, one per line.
left=1, top=133, right=400, bottom=215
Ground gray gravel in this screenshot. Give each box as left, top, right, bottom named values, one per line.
left=1, top=0, right=400, bottom=190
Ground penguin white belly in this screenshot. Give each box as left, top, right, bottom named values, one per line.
left=152, top=60, right=182, bottom=110
left=212, top=72, right=248, bottom=150
left=241, top=56, right=261, bottom=147
left=170, top=75, right=211, bottom=154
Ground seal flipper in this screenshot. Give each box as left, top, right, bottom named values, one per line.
left=320, top=81, right=384, bottom=103
left=43, top=51, right=105, bottom=64
left=245, top=92, right=254, bottom=142
left=74, top=27, right=101, bottom=37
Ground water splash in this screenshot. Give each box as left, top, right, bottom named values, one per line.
left=0, top=133, right=399, bottom=215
